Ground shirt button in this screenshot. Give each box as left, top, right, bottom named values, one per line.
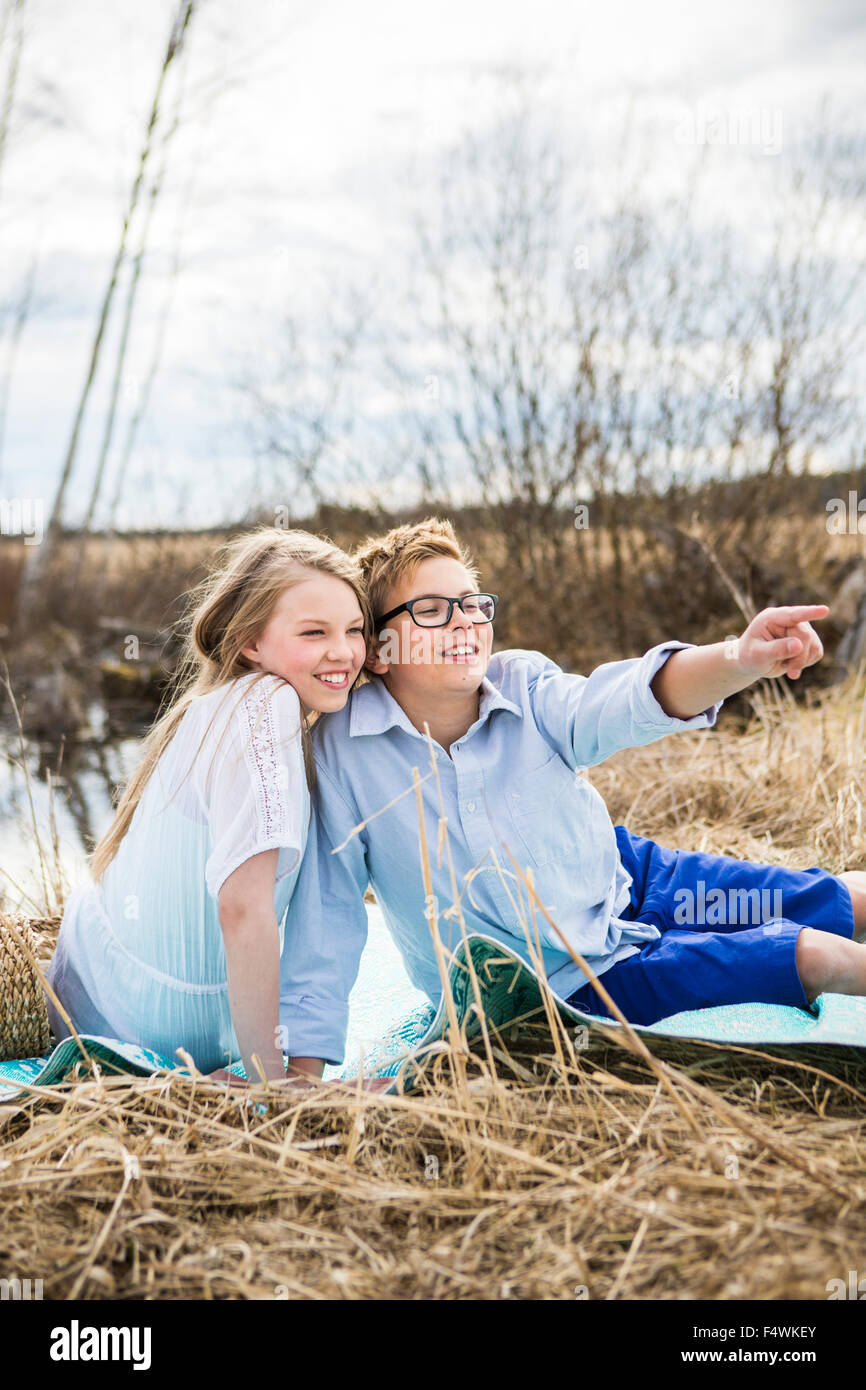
left=466, top=801, right=476, bottom=813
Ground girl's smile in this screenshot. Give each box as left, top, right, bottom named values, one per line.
left=313, top=670, right=350, bottom=688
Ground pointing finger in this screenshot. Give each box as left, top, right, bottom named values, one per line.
left=766, top=605, right=829, bottom=624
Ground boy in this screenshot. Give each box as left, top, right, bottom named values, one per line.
left=280, top=518, right=866, bottom=1074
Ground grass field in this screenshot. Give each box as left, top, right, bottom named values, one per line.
left=2, top=671, right=866, bottom=1300
left=1, top=482, right=860, bottom=688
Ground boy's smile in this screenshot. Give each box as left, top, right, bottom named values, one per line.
left=440, top=638, right=479, bottom=662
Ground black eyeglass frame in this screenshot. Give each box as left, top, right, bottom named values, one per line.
left=376, top=593, right=499, bottom=629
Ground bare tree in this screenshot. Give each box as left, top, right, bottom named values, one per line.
left=241, top=77, right=866, bottom=664
left=0, top=0, right=26, bottom=192
left=379, top=92, right=866, bottom=658
left=105, top=121, right=201, bottom=535
left=42, top=0, right=197, bottom=552
left=0, top=246, right=36, bottom=479
left=0, top=0, right=32, bottom=483
left=240, top=287, right=386, bottom=523
left=80, top=26, right=194, bottom=534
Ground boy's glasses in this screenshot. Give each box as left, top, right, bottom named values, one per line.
left=377, top=593, right=499, bottom=628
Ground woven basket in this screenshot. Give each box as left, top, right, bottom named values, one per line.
left=0, top=915, right=51, bottom=1061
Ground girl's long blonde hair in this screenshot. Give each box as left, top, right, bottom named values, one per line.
left=89, top=526, right=372, bottom=881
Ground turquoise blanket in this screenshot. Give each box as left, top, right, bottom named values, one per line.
left=3, top=932, right=866, bottom=1103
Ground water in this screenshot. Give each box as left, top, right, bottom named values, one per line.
left=0, top=712, right=427, bottom=1073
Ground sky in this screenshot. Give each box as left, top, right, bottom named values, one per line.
left=0, top=0, right=864, bottom=530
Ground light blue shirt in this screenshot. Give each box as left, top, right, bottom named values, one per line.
left=279, top=643, right=722, bottom=1063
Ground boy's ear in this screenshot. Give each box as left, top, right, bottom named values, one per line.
left=364, top=641, right=389, bottom=676
left=365, top=614, right=398, bottom=675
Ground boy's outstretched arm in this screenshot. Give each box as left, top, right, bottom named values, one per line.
left=650, top=605, right=829, bottom=720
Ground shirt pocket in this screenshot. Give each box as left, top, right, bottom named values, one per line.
left=502, top=751, right=583, bottom=870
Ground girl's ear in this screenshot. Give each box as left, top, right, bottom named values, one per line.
left=240, top=639, right=262, bottom=666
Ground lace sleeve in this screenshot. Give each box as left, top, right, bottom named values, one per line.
left=200, top=674, right=308, bottom=901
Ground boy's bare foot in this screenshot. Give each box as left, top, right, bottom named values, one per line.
left=796, top=926, right=866, bottom=1002
left=837, top=870, right=866, bottom=943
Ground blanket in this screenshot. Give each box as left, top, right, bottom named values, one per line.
left=3, top=932, right=866, bottom=1104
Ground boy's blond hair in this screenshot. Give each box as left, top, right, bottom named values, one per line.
left=352, top=516, right=480, bottom=628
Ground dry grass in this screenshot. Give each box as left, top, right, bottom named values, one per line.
left=3, top=673, right=866, bottom=1300
left=2, top=1037, right=865, bottom=1301
left=0, top=488, right=857, bottom=683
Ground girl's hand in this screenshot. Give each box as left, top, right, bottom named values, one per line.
left=327, top=1075, right=395, bottom=1093
left=204, top=1067, right=316, bottom=1090
left=204, top=1067, right=253, bottom=1087
left=734, top=605, right=829, bottom=681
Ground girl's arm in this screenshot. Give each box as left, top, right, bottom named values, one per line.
left=218, top=849, right=287, bottom=1084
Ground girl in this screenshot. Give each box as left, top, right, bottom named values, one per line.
left=43, top=527, right=371, bottom=1086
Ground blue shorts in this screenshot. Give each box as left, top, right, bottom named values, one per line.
left=565, top=825, right=855, bottom=1025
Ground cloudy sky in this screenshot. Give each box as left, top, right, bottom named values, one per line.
left=0, top=0, right=864, bottom=529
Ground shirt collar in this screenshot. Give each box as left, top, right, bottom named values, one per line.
left=348, top=674, right=522, bottom=740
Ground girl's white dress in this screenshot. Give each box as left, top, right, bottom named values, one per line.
left=44, top=672, right=309, bottom=1073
